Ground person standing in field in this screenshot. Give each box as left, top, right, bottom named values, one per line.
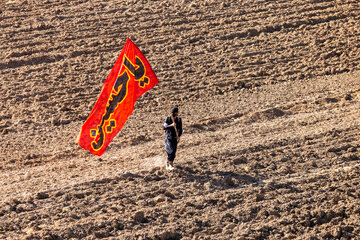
left=163, top=107, right=182, bottom=170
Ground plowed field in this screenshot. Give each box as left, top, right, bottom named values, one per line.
left=1, top=0, right=360, bottom=239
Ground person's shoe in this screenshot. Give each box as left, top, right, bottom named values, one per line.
left=169, top=162, right=174, bottom=170
left=166, top=162, right=174, bottom=170
left=166, top=162, right=172, bottom=170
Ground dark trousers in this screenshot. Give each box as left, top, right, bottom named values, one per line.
left=167, top=151, right=176, bottom=163
left=166, top=140, right=177, bottom=163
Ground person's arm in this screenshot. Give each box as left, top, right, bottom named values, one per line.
left=177, top=118, right=183, bottom=137
left=163, top=117, right=174, bottom=130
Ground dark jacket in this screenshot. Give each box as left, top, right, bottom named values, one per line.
left=163, top=116, right=182, bottom=154
left=163, top=116, right=182, bottom=140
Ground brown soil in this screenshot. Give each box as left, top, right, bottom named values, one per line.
left=1, top=0, right=360, bottom=239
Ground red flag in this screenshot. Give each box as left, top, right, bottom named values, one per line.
left=78, top=38, right=159, bottom=156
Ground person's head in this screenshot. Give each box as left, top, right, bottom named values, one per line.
left=171, top=107, right=179, bottom=118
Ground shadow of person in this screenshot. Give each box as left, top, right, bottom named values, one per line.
left=173, top=166, right=263, bottom=189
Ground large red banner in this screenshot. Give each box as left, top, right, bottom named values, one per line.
left=78, top=38, right=159, bottom=156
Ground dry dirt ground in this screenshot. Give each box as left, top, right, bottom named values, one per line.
left=1, top=0, right=360, bottom=239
